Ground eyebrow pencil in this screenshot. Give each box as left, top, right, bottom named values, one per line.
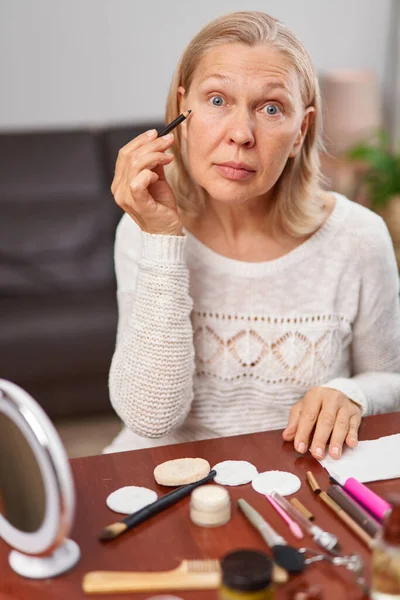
left=158, top=110, right=192, bottom=137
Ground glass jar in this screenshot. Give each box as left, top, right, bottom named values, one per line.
left=219, top=549, right=274, bottom=600
left=371, top=494, right=400, bottom=599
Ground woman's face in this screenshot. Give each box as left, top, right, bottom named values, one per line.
left=179, top=43, right=313, bottom=206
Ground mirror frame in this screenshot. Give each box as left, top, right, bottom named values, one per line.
left=0, top=379, right=75, bottom=556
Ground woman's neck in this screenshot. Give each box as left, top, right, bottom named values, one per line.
left=182, top=191, right=336, bottom=263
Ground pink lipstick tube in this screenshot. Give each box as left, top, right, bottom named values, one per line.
left=344, top=477, right=392, bottom=521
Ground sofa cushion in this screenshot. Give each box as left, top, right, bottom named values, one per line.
left=0, top=290, right=117, bottom=383
left=0, top=130, right=121, bottom=295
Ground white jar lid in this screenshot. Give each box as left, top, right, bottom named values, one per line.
left=190, top=484, right=230, bottom=512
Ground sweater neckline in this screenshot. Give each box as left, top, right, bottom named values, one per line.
left=183, top=192, right=351, bottom=276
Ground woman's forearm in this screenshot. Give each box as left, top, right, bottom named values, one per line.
left=109, top=232, right=195, bottom=438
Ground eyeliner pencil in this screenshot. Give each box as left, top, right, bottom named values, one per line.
left=327, top=485, right=382, bottom=538
left=99, top=469, right=216, bottom=542
left=158, top=110, right=192, bottom=137
left=306, top=472, right=373, bottom=548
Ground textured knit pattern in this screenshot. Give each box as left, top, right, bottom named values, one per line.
left=105, top=193, right=400, bottom=453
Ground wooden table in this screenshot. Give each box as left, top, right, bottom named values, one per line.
left=1, top=413, right=400, bottom=600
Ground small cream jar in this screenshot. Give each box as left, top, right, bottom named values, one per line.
left=190, top=484, right=231, bottom=527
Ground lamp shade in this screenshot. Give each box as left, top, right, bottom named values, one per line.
left=320, top=69, right=382, bottom=154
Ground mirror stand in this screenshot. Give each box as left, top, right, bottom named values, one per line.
left=9, top=539, right=80, bottom=579
left=0, top=379, right=81, bottom=580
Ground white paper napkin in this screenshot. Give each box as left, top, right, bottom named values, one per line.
left=319, top=433, right=400, bottom=484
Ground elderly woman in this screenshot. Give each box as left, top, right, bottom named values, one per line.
left=104, top=11, right=400, bottom=458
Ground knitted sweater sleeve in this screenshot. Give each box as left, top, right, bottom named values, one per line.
left=322, top=217, right=400, bottom=415
left=108, top=215, right=195, bottom=437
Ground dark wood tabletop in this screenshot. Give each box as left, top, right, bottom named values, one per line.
left=1, top=413, right=400, bottom=600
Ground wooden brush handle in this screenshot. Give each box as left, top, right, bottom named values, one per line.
left=337, top=508, right=373, bottom=548
left=82, top=570, right=221, bottom=594
left=83, top=564, right=288, bottom=594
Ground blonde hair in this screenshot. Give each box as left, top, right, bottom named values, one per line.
left=165, top=11, right=324, bottom=237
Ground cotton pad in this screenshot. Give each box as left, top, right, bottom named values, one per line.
left=212, top=460, right=258, bottom=486
left=154, top=458, right=210, bottom=486
left=252, top=471, right=301, bottom=496
left=106, top=486, right=158, bottom=514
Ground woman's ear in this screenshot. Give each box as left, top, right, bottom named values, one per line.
left=177, top=86, right=188, bottom=139
left=289, top=106, right=315, bottom=157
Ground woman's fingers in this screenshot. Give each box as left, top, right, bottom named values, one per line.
left=128, top=151, right=174, bottom=181
left=345, top=409, right=362, bottom=448
left=119, top=169, right=159, bottom=213
left=111, top=127, right=181, bottom=234
left=327, top=406, right=351, bottom=459
left=112, top=131, right=173, bottom=195
left=309, top=397, right=342, bottom=459
left=282, top=404, right=301, bottom=441
left=286, top=388, right=363, bottom=460
left=293, top=389, right=323, bottom=454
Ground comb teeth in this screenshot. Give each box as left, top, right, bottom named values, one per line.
left=185, top=559, right=221, bottom=573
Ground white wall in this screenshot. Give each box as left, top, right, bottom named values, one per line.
left=0, top=0, right=394, bottom=132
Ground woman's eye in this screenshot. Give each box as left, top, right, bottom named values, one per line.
left=263, top=104, right=281, bottom=116
left=209, top=96, right=224, bottom=107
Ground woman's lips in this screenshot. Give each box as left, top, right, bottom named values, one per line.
left=214, top=164, right=256, bottom=181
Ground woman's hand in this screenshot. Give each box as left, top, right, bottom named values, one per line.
left=111, top=129, right=182, bottom=236
left=282, top=387, right=362, bottom=459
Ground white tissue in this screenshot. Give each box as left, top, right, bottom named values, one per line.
left=319, top=433, right=400, bottom=484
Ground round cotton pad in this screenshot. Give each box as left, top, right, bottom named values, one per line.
left=212, top=460, right=258, bottom=486
left=106, top=486, right=158, bottom=514
left=154, top=458, right=210, bottom=486
left=251, top=471, right=301, bottom=496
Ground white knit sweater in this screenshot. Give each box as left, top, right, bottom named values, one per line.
left=104, top=193, right=400, bottom=453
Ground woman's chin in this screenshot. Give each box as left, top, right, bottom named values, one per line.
left=203, top=182, right=259, bottom=205
left=207, top=190, right=259, bottom=206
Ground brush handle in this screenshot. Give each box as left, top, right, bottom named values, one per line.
left=83, top=565, right=288, bottom=594
left=123, top=470, right=217, bottom=529
left=265, top=494, right=303, bottom=539
left=320, top=492, right=373, bottom=548
left=82, top=570, right=220, bottom=594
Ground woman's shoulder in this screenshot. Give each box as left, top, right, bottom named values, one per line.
left=332, top=192, right=395, bottom=266
left=331, top=191, right=387, bottom=237
left=330, top=192, right=384, bottom=229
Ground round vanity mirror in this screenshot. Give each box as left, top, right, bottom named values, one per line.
left=0, top=379, right=80, bottom=578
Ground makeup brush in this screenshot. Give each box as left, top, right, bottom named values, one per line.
left=99, top=470, right=216, bottom=542
left=270, top=491, right=341, bottom=556
left=238, top=498, right=306, bottom=574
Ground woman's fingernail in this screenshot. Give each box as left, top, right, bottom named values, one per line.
left=331, top=446, right=340, bottom=458
left=314, top=447, right=323, bottom=458
left=146, top=129, right=157, bottom=137
left=297, top=442, right=306, bottom=454
left=162, top=133, right=174, bottom=140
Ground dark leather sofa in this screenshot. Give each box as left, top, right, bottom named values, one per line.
left=0, top=121, right=162, bottom=419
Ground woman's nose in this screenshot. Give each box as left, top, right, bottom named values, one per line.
left=226, top=108, right=256, bottom=147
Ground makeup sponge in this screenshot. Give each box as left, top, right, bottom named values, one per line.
left=154, top=458, right=211, bottom=486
